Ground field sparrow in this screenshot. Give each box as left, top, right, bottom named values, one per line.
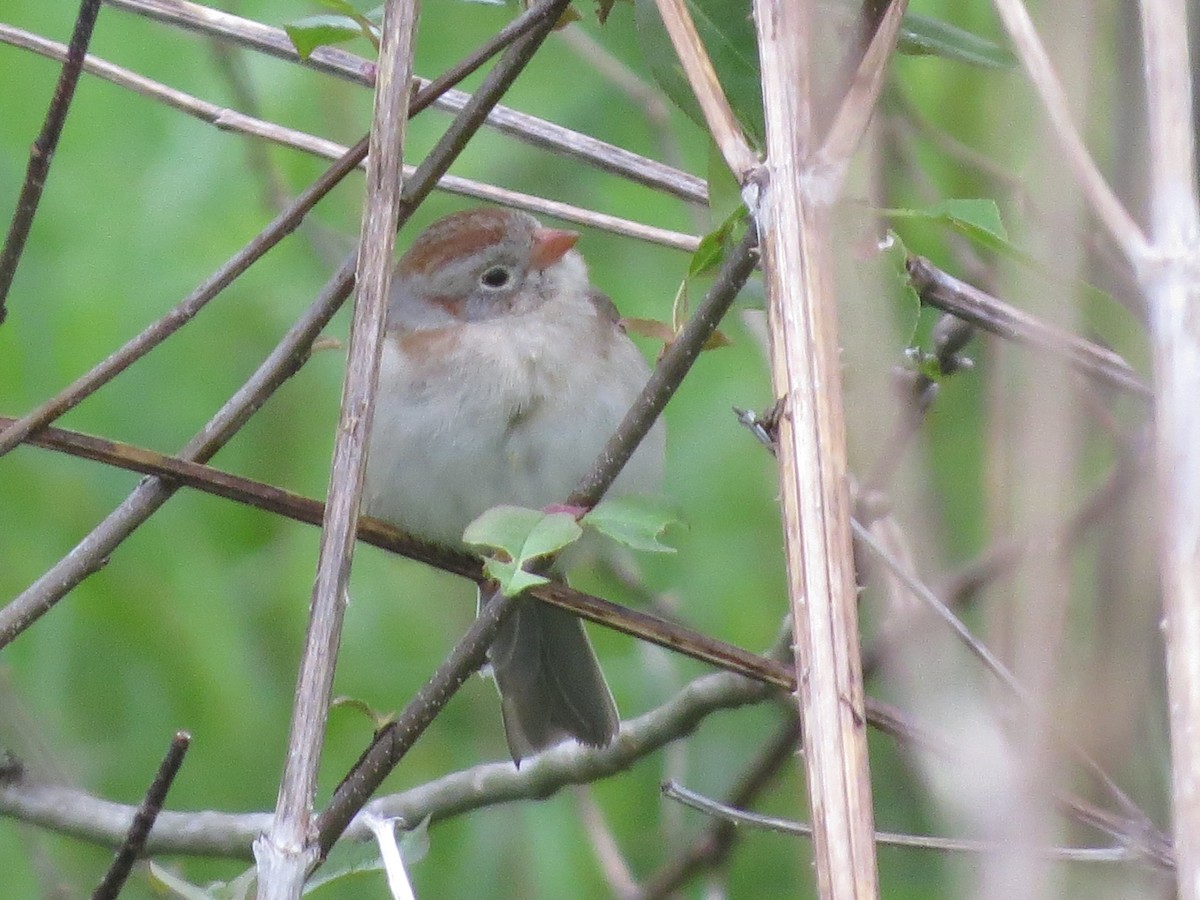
left=364, top=207, right=665, bottom=761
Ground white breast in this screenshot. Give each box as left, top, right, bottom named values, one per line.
left=363, top=303, right=664, bottom=547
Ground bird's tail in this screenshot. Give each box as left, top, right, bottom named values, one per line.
left=487, top=596, right=619, bottom=763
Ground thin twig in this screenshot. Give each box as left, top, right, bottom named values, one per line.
left=662, top=781, right=1139, bottom=863
left=568, top=223, right=759, bottom=507
left=754, top=0, right=880, bottom=893
left=102, top=0, right=707, bottom=206
left=91, top=731, right=191, bottom=900
left=906, top=255, right=1152, bottom=400
left=255, top=0, right=419, bottom=894
left=0, top=415, right=791, bottom=689
left=817, top=0, right=908, bottom=188
left=651, top=0, right=758, bottom=179
left=0, top=0, right=102, bottom=325
left=988, top=0, right=1149, bottom=261
left=638, top=715, right=801, bottom=899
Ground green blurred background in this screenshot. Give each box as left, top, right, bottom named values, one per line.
left=0, top=1, right=1155, bottom=897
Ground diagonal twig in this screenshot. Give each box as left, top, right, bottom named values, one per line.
left=0, top=0, right=103, bottom=325
left=988, top=0, right=1148, bottom=261
left=253, top=0, right=420, bottom=895
left=101, top=0, right=707, bottom=206
left=906, top=255, right=1151, bottom=400
left=91, top=731, right=191, bottom=900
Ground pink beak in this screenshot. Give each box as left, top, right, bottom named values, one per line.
left=529, top=227, right=579, bottom=270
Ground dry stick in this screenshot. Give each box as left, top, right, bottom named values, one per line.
left=816, top=0, right=908, bottom=184
left=753, top=0, right=881, bottom=894
left=850, top=519, right=1158, bottom=842
left=314, top=203, right=761, bottom=860
left=660, top=782, right=1137, bottom=863
left=91, top=731, right=191, bottom=900
left=0, top=416, right=787, bottom=688
left=0, top=0, right=102, bottom=325
left=0, top=23, right=700, bottom=251
left=906, top=256, right=1152, bottom=400
left=102, top=0, right=707, bottom=206
left=1136, top=1, right=1200, bottom=895
left=652, top=0, right=758, bottom=178
left=254, top=2, right=419, bottom=897
left=0, top=261, right=354, bottom=650
left=0, top=136, right=366, bottom=460
left=989, top=0, right=1149, bottom=261
left=639, top=715, right=802, bottom=900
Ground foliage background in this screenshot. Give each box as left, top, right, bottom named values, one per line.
left=0, top=0, right=1153, bottom=897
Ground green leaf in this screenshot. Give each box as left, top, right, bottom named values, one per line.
left=688, top=205, right=747, bottom=279
left=463, top=506, right=583, bottom=597
left=898, top=14, right=1016, bottom=69
left=584, top=496, right=680, bottom=553
left=633, top=0, right=763, bottom=148
left=284, top=15, right=366, bottom=59
left=880, top=199, right=1010, bottom=256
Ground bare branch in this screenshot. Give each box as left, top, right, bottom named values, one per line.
left=906, top=255, right=1152, bottom=400
left=817, top=0, right=908, bottom=183
left=0, top=0, right=102, bottom=324
left=254, top=0, right=420, bottom=894
left=92, top=731, right=191, bottom=900
left=988, top=0, right=1149, bottom=259
left=102, top=0, right=707, bottom=206
left=651, top=0, right=758, bottom=178
left=661, top=781, right=1140, bottom=863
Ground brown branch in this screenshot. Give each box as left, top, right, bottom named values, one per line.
left=906, top=255, right=1152, bottom=400
left=102, top=0, right=707, bottom=206
left=91, top=731, right=191, bottom=900
left=0, top=0, right=102, bottom=325
left=754, top=0, right=879, bottom=893
left=568, top=222, right=759, bottom=507
left=0, top=415, right=790, bottom=688
left=255, top=0, right=419, bottom=893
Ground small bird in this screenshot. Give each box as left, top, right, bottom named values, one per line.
left=364, top=207, right=665, bottom=762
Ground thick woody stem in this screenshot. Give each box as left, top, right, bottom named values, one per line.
left=752, top=0, right=880, bottom=896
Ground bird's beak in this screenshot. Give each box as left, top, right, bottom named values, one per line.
left=529, top=227, right=579, bottom=270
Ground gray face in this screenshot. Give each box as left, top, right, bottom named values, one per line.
left=387, top=209, right=551, bottom=330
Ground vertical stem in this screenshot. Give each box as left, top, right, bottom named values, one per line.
left=753, top=0, right=879, bottom=896
left=254, top=2, right=419, bottom=898
left=1139, top=2, right=1200, bottom=896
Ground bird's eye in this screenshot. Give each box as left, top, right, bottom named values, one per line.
left=480, top=266, right=512, bottom=289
